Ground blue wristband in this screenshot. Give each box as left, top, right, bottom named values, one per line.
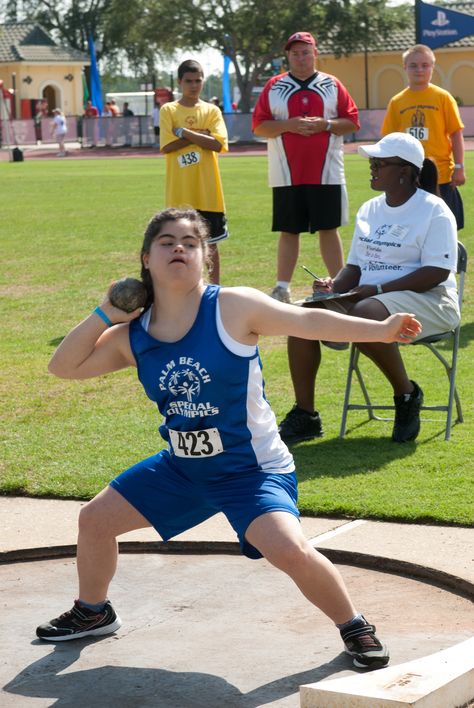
left=93, top=306, right=113, bottom=327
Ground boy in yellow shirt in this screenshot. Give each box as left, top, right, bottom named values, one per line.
left=160, top=60, right=229, bottom=282
left=382, top=44, right=465, bottom=229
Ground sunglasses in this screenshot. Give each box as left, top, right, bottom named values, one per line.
left=369, top=158, right=407, bottom=169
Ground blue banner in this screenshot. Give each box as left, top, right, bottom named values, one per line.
left=222, top=55, right=232, bottom=113
left=418, top=1, right=474, bottom=49
left=87, top=34, right=103, bottom=115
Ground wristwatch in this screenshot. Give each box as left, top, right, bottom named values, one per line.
left=454, top=163, right=464, bottom=169
left=376, top=284, right=383, bottom=295
left=326, top=119, right=333, bottom=132
left=175, top=127, right=184, bottom=138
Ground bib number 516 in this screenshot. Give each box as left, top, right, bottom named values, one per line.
left=407, top=127, right=428, bottom=141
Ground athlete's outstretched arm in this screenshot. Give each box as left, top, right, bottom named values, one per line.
left=219, top=287, right=421, bottom=346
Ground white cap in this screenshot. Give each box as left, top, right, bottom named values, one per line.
left=358, top=132, right=425, bottom=170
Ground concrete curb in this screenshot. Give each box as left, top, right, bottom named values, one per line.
left=2, top=540, right=472, bottom=602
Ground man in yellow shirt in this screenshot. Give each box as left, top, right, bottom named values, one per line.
left=160, top=60, right=229, bottom=283
left=382, top=44, right=465, bottom=229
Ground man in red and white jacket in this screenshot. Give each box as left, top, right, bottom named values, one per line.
left=253, top=31, right=360, bottom=302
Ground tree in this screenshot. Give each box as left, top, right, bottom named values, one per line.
left=322, top=0, right=412, bottom=59
left=164, top=0, right=325, bottom=111
left=321, top=0, right=412, bottom=108
left=16, top=0, right=412, bottom=112
left=137, top=0, right=411, bottom=111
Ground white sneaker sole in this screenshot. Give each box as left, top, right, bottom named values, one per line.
left=38, top=615, right=122, bottom=641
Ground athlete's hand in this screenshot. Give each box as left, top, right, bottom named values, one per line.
left=382, top=313, right=422, bottom=343
left=312, top=276, right=333, bottom=293
left=98, top=287, right=144, bottom=325
left=451, top=166, right=465, bottom=187
left=286, top=117, right=317, bottom=136
left=346, top=284, right=380, bottom=302
left=304, top=117, right=330, bottom=134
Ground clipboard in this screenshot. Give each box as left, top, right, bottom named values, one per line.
left=294, top=291, right=356, bottom=306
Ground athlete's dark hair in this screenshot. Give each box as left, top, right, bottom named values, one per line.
left=399, top=156, right=439, bottom=195
left=417, top=157, right=439, bottom=195
left=140, top=208, right=210, bottom=306
left=178, top=59, right=204, bottom=80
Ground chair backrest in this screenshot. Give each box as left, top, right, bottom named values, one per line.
left=456, top=241, right=467, bottom=312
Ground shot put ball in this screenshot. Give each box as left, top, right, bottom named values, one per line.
left=109, top=278, right=148, bottom=312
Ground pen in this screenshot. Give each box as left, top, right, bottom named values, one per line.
left=301, top=265, right=326, bottom=284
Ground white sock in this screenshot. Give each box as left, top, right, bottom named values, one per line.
left=276, top=281, right=290, bottom=290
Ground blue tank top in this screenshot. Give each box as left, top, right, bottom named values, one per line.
left=129, top=285, right=294, bottom=477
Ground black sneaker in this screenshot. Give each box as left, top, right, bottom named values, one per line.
left=278, top=405, right=323, bottom=444
left=392, top=380, right=424, bottom=443
left=36, top=600, right=122, bottom=642
left=340, top=616, right=390, bottom=669
left=321, top=340, right=349, bottom=351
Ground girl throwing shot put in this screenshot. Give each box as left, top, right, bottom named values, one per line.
left=37, top=208, right=422, bottom=669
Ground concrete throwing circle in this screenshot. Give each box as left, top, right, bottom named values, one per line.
left=2, top=553, right=473, bottom=707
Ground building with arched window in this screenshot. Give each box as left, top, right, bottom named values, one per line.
left=0, top=22, right=88, bottom=119
left=316, top=2, right=474, bottom=111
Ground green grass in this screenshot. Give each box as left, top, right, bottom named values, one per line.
left=1, top=152, right=473, bottom=524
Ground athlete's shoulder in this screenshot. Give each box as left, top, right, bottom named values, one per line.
left=265, top=72, right=295, bottom=90
left=160, top=100, right=179, bottom=112
left=218, top=285, right=260, bottom=301
left=426, top=83, right=451, bottom=97
left=388, top=86, right=411, bottom=103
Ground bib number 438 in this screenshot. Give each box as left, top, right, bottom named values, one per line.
left=177, top=150, right=201, bottom=167
left=169, top=427, right=223, bottom=458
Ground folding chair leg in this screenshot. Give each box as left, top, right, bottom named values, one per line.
left=444, top=333, right=463, bottom=440
left=339, top=345, right=357, bottom=438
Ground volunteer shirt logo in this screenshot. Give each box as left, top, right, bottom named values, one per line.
left=159, top=356, right=219, bottom=418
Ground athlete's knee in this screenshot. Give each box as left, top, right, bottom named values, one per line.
left=78, top=498, right=112, bottom=538
left=349, top=299, right=387, bottom=320
left=318, top=228, right=340, bottom=239
left=265, top=535, right=313, bottom=574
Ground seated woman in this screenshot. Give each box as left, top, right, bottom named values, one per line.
left=279, top=132, right=460, bottom=444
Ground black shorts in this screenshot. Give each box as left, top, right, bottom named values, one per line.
left=198, top=210, right=229, bottom=244
left=439, top=183, right=464, bottom=230
left=272, top=184, right=348, bottom=234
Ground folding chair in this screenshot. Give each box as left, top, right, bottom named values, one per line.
left=339, top=242, right=467, bottom=441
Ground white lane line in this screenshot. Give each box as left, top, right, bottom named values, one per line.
left=308, top=519, right=368, bottom=546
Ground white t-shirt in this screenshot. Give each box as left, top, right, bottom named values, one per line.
left=347, top=189, right=457, bottom=293
left=53, top=114, right=67, bottom=135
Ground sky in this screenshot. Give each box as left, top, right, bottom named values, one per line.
left=161, top=47, right=227, bottom=77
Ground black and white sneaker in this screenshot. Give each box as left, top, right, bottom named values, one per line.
left=278, top=405, right=323, bottom=444
left=340, top=616, right=390, bottom=669
left=392, top=380, right=424, bottom=443
left=36, top=600, right=122, bottom=641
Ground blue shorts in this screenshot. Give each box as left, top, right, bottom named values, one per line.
left=110, top=451, right=299, bottom=559
left=439, top=183, right=464, bottom=230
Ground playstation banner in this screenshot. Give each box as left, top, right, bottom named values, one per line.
left=417, top=0, right=474, bottom=49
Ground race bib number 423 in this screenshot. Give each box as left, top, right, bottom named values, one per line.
left=177, top=150, right=201, bottom=167
left=169, top=427, right=223, bottom=458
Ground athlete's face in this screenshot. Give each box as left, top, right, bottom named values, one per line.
left=286, top=42, right=317, bottom=80
left=178, top=71, right=204, bottom=102
left=404, top=52, right=434, bottom=90
left=368, top=157, right=410, bottom=195
left=143, top=219, right=204, bottom=285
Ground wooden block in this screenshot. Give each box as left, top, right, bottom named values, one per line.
left=300, top=637, right=474, bottom=707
